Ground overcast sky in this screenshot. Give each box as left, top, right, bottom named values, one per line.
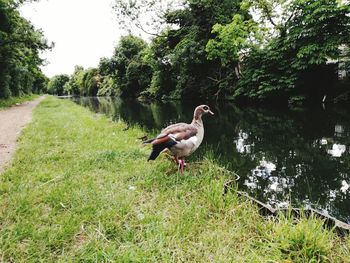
left=20, top=0, right=123, bottom=77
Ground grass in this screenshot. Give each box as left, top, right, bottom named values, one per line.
left=0, top=94, right=40, bottom=109
left=0, top=96, right=349, bottom=262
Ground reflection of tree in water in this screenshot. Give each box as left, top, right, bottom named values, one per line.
left=70, top=97, right=350, bottom=222
left=229, top=105, right=350, bottom=222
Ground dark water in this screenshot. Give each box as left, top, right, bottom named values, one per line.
left=69, top=96, right=350, bottom=223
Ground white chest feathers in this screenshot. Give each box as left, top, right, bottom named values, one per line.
left=170, top=132, right=204, bottom=157
left=184, top=135, right=198, bottom=145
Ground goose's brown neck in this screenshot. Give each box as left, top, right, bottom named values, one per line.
left=193, top=108, right=203, bottom=121
left=192, top=113, right=203, bottom=127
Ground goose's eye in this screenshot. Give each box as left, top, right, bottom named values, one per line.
left=203, top=106, right=209, bottom=111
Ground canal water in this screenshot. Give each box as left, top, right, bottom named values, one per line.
left=69, top=96, right=350, bottom=223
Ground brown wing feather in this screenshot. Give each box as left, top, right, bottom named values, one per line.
left=157, top=123, right=187, bottom=138
left=152, top=135, right=172, bottom=145
left=152, top=123, right=198, bottom=145
left=174, top=127, right=197, bottom=140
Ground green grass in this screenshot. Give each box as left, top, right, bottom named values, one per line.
left=0, top=94, right=40, bottom=109
left=0, top=97, right=349, bottom=262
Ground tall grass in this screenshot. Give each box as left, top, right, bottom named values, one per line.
left=0, top=97, right=349, bottom=262
left=0, top=94, right=40, bottom=109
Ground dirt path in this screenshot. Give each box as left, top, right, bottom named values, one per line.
left=0, top=96, right=45, bottom=174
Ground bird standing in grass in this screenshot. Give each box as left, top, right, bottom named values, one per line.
left=144, top=105, right=214, bottom=173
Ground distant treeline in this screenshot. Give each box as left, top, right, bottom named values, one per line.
left=48, top=0, right=349, bottom=104
left=0, top=0, right=50, bottom=99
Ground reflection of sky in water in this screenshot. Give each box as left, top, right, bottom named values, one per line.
left=236, top=124, right=350, bottom=221
left=320, top=125, right=348, bottom=157
left=244, top=156, right=294, bottom=209
left=234, top=130, right=252, bottom=153
left=341, top=180, right=349, bottom=193
left=327, top=144, right=346, bottom=157
left=334, top=124, right=344, bottom=137
left=238, top=132, right=294, bottom=208
left=319, top=135, right=346, bottom=158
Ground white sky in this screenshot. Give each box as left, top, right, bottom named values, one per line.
left=20, top=0, right=123, bottom=77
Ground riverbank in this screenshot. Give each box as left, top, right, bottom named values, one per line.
left=0, top=97, right=349, bottom=262
left=0, top=94, right=40, bottom=109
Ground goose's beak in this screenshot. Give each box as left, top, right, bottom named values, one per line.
left=209, top=110, right=214, bottom=115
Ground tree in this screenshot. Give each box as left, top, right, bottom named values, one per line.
left=206, top=0, right=350, bottom=102
left=113, top=0, right=181, bottom=37
left=47, top=75, right=69, bottom=95
left=141, top=0, right=246, bottom=99
left=81, top=68, right=101, bottom=96
left=62, top=66, right=104, bottom=96
left=65, top=0, right=349, bottom=103
left=110, top=35, right=151, bottom=97
left=0, top=0, right=51, bottom=98
left=64, top=66, right=84, bottom=95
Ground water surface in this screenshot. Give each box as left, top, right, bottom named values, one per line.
left=69, top=97, right=350, bottom=222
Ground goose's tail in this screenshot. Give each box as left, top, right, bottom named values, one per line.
left=147, top=140, right=177, bottom=161
left=143, top=138, right=155, bottom=144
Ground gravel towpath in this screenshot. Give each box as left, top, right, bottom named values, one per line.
left=0, top=96, right=45, bottom=174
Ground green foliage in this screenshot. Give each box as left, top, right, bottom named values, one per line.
left=96, top=58, right=118, bottom=96
left=56, top=36, right=151, bottom=97
left=153, top=0, right=244, bottom=99
left=81, top=68, right=101, bottom=96
left=111, top=35, right=151, bottom=97
left=0, top=0, right=50, bottom=99
left=47, top=74, right=69, bottom=95
left=140, top=34, right=177, bottom=99
left=206, top=14, right=261, bottom=65
left=125, top=57, right=152, bottom=97
left=98, top=57, right=114, bottom=77
left=62, top=67, right=102, bottom=96
left=113, top=0, right=173, bottom=36
left=97, top=76, right=118, bottom=96
left=114, top=0, right=350, bottom=102
left=4, top=0, right=345, bottom=103
left=235, top=0, right=350, bottom=101
left=114, top=0, right=246, bottom=99
left=53, top=0, right=349, bottom=103
left=64, top=66, right=84, bottom=95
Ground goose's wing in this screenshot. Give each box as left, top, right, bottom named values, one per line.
left=152, top=123, right=198, bottom=145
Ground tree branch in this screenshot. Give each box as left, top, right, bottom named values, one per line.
left=134, top=23, right=163, bottom=37
left=262, top=3, right=277, bottom=27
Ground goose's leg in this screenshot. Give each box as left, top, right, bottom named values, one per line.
left=177, top=158, right=182, bottom=171
left=180, top=158, right=185, bottom=174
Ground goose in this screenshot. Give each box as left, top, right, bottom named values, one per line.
left=144, top=105, right=214, bottom=173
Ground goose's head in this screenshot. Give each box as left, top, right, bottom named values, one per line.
left=193, top=105, right=214, bottom=120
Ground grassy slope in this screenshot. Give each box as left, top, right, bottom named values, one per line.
left=0, top=94, right=40, bottom=109
left=0, top=97, right=349, bottom=262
